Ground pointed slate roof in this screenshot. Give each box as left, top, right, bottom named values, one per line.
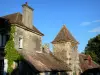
left=52, top=25, right=78, bottom=44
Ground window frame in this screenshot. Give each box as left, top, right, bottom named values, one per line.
left=0, top=34, right=6, bottom=47
left=19, top=37, right=23, bottom=49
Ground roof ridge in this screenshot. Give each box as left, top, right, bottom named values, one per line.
left=51, top=26, right=64, bottom=43
left=1, top=12, right=44, bottom=36
left=64, top=25, right=77, bottom=41
left=15, top=13, right=19, bottom=23
left=93, top=61, right=100, bottom=66
left=79, top=53, right=86, bottom=56
left=2, top=12, right=22, bottom=17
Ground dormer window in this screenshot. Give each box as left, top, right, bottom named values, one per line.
left=19, top=37, right=23, bottom=49
left=0, top=34, right=6, bottom=47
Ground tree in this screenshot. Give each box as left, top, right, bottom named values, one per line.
left=84, top=34, right=100, bottom=64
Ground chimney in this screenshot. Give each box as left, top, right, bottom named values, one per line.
left=88, top=55, right=92, bottom=65
left=22, top=2, right=34, bottom=29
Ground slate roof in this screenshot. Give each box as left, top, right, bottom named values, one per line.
left=52, top=25, right=78, bottom=44
left=79, top=54, right=100, bottom=72
left=1, top=13, right=44, bottom=36
left=19, top=50, right=71, bottom=72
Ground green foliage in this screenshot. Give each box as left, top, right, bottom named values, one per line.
left=5, top=25, right=23, bottom=73
left=84, top=34, right=100, bottom=64
left=73, top=72, right=76, bottom=75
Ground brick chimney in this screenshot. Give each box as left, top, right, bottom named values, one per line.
left=88, top=55, right=92, bottom=65
left=22, top=2, right=34, bottom=29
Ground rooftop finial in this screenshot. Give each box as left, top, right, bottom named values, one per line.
left=25, top=2, right=28, bottom=5
left=63, top=24, right=66, bottom=27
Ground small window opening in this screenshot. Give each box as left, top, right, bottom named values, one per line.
left=19, top=38, right=23, bottom=49
left=0, top=34, right=6, bottom=47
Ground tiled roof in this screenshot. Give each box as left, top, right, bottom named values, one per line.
left=1, top=13, right=44, bottom=36
left=79, top=54, right=100, bottom=72
left=19, top=50, right=71, bottom=72
left=52, top=25, right=78, bottom=44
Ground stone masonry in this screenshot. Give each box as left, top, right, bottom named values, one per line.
left=52, top=25, right=80, bottom=75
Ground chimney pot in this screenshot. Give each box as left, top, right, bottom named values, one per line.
left=25, top=2, right=28, bottom=5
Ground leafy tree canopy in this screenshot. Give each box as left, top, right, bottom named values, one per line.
left=84, top=34, right=100, bottom=64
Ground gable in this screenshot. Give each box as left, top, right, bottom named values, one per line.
left=52, top=25, right=78, bottom=44
left=1, top=13, right=44, bottom=36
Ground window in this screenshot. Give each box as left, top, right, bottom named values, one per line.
left=60, top=72, right=68, bottom=75
left=4, top=59, right=8, bottom=72
left=3, top=35, right=6, bottom=46
left=45, top=72, right=49, bottom=75
left=50, top=72, right=58, bottom=75
left=0, top=60, right=4, bottom=72
left=19, top=38, right=23, bottom=49
left=0, top=34, right=6, bottom=47
left=0, top=34, right=2, bottom=46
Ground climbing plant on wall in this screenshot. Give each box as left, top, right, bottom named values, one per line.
left=5, top=25, right=23, bottom=73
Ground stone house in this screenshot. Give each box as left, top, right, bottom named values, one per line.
left=0, top=3, right=71, bottom=75
left=1, top=2, right=99, bottom=75
left=52, top=25, right=81, bottom=75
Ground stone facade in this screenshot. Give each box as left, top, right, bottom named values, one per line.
left=13, top=3, right=42, bottom=52
left=1, top=2, right=83, bottom=75
left=71, top=46, right=80, bottom=75
left=53, top=42, right=80, bottom=75
left=1, top=3, right=72, bottom=75
left=14, top=26, right=42, bottom=52
left=52, top=25, right=80, bottom=75
left=42, top=43, right=50, bottom=53
left=53, top=42, right=72, bottom=65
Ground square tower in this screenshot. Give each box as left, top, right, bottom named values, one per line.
left=52, top=25, right=80, bottom=75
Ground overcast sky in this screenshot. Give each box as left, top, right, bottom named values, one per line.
left=0, top=0, right=100, bottom=52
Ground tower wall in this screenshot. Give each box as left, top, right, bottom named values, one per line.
left=53, top=42, right=72, bottom=65
left=53, top=42, right=80, bottom=75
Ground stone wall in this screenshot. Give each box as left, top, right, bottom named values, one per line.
left=71, top=45, right=80, bottom=75
left=42, top=43, right=50, bottom=53
left=53, top=42, right=72, bottom=65
left=14, top=26, right=42, bottom=52
left=53, top=42, right=80, bottom=75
